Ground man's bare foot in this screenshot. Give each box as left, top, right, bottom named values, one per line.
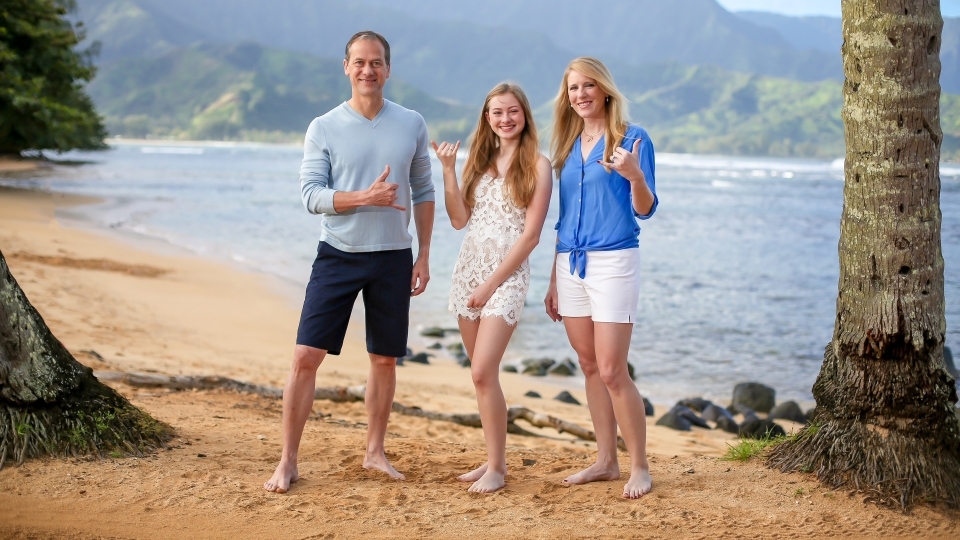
left=622, top=469, right=652, bottom=499
left=467, top=468, right=505, bottom=494
left=561, top=461, right=621, bottom=485
left=263, top=461, right=299, bottom=493
left=363, top=452, right=406, bottom=480
left=458, top=462, right=488, bottom=482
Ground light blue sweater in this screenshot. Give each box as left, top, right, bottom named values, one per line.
left=300, top=99, right=434, bottom=253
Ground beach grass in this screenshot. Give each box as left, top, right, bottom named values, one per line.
left=722, top=436, right=785, bottom=462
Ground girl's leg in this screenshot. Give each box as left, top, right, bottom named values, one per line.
left=561, top=316, right=621, bottom=485
left=460, top=316, right=516, bottom=493
left=455, top=318, right=487, bottom=481
left=593, top=322, right=652, bottom=499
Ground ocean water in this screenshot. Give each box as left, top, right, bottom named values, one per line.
left=4, top=142, right=960, bottom=405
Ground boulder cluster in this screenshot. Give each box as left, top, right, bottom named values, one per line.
left=410, top=333, right=960, bottom=432
left=656, top=382, right=811, bottom=440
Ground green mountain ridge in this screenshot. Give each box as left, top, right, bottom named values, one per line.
left=89, top=41, right=960, bottom=160
left=88, top=42, right=475, bottom=142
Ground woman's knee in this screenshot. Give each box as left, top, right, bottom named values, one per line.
left=577, top=355, right=600, bottom=378
left=470, top=363, right=499, bottom=389
left=598, top=362, right=630, bottom=389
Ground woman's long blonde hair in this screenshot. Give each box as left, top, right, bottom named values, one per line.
left=462, top=83, right=540, bottom=209
left=550, top=57, right=629, bottom=178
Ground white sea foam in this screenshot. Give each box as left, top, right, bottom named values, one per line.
left=140, top=147, right=204, bottom=155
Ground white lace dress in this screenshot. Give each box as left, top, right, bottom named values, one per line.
left=449, top=174, right=530, bottom=326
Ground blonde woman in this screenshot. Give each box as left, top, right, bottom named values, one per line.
left=544, top=57, right=658, bottom=499
left=432, top=83, right=552, bottom=493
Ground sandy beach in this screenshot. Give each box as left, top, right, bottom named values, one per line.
left=0, top=183, right=958, bottom=539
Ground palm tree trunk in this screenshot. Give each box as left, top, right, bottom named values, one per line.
left=0, top=249, right=171, bottom=468
left=768, top=0, right=960, bottom=508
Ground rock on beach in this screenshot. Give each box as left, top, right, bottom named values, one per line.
left=655, top=410, right=691, bottom=431
left=678, top=397, right=712, bottom=412
left=731, top=382, right=776, bottom=413
left=769, top=400, right=806, bottom=424
left=554, top=391, right=580, bottom=405
left=738, top=419, right=786, bottom=439
left=420, top=327, right=446, bottom=338
left=701, top=403, right=734, bottom=423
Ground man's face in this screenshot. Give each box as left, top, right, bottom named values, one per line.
left=344, top=39, right=390, bottom=98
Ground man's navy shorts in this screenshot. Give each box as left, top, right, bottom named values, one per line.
left=296, top=241, right=412, bottom=358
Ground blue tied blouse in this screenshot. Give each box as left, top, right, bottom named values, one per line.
left=555, top=124, right=658, bottom=278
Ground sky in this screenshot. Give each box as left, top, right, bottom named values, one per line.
left=716, top=0, right=960, bottom=17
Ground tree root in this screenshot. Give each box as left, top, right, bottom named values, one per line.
left=768, top=419, right=960, bottom=509
left=95, top=371, right=625, bottom=450
left=0, top=381, right=173, bottom=471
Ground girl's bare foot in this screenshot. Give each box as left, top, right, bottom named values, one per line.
left=263, top=461, right=299, bottom=493
left=363, top=451, right=406, bottom=480
left=458, top=462, right=488, bottom=482
left=562, top=461, right=621, bottom=485
left=622, top=469, right=652, bottom=499
left=467, top=468, right=505, bottom=494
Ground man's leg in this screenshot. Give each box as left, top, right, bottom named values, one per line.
left=265, top=242, right=361, bottom=493
left=359, top=247, right=413, bottom=480
left=264, top=345, right=326, bottom=493
left=362, top=353, right=404, bottom=479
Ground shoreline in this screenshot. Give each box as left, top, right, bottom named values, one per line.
left=0, top=183, right=727, bottom=437
left=1, top=185, right=958, bottom=538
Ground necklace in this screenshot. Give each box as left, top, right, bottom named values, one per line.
left=582, top=129, right=603, bottom=143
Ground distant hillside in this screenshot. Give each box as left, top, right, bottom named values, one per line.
left=616, top=64, right=960, bottom=159
left=75, top=0, right=572, bottom=105
left=621, top=65, right=845, bottom=158
left=737, top=13, right=960, bottom=94
left=359, top=0, right=842, bottom=84
left=70, top=0, right=205, bottom=60
left=87, top=42, right=475, bottom=142
left=89, top=41, right=960, bottom=160
left=735, top=12, right=842, bottom=53
left=76, top=0, right=960, bottom=105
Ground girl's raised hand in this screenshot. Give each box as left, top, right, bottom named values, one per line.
left=431, top=140, right=461, bottom=170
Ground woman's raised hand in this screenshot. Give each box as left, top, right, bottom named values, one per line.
left=598, top=138, right=645, bottom=184
left=431, top=140, right=460, bottom=171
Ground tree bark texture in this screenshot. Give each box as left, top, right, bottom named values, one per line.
left=0, top=250, right=171, bottom=468
left=769, top=0, right=960, bottom=508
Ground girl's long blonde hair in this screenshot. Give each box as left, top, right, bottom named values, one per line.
left=550, top=57, right=629, bottom=178
left=462, top=83, right=540, bottom=209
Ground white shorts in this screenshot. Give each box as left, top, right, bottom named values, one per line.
left=556, top=248, right=641, bottom=323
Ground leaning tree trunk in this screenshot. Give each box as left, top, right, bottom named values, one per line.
left=0, top=249, right=171, bottom=468
left=769, top=0, right=960, bottom=508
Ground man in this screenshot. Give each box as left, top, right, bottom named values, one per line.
left=264, top=30, right=434, bottom=493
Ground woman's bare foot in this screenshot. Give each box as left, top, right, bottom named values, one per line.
left=363, top=451, right=406, bottom=480
left=622, top=469, right=652, bottom=499
left=263, top=461, right=299, bottom=493
left=458, top=462, right=488, bottom=482
left=561, top=461, right=621, bottom=485
left=467, top=468, right=505, bottom=494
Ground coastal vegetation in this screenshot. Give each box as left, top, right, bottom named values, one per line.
left=0, top=0, right=106, bottom=154
left=768, top=1, right=960, bottom=508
